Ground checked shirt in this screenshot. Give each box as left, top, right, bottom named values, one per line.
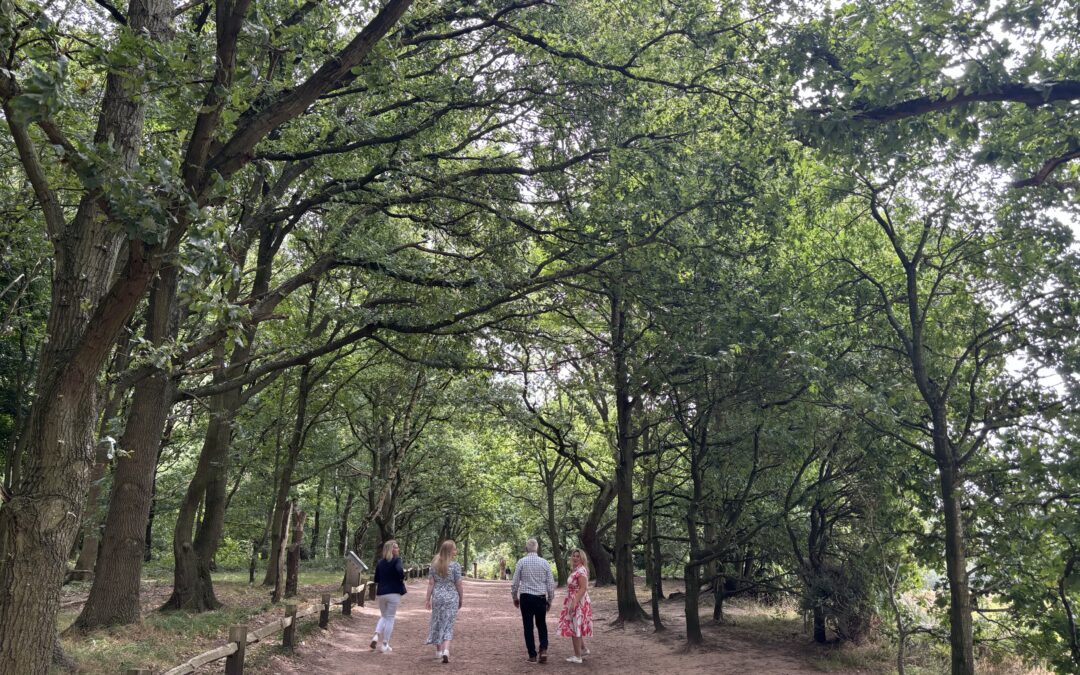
left=511, top=552, right=556, bottom=602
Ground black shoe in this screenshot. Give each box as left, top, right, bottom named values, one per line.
left=538, top=649, right=547, bottom=664
left=527, top=655, right=537, bottom=663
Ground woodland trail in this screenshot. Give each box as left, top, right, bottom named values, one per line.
left=262, top=577, right=855, bottom=674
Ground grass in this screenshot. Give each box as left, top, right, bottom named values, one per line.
left=808, top=631, right=1054, bottom=675
left=703, top=598, right=1053, bottom=675
left=56, top=566, right=348, bottom=674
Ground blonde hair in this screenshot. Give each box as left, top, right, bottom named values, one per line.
left=431, top=539, right=456, bottom=577
left=570, top=548, right=589, bottom=574
left=382, top=539, right=399, bottom=561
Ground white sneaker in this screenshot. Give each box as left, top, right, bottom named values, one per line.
left=370, top=635, right=379, bottom=650
left=566, top=656, right=583, bottom=663
left=380, top=644, right=392, bottom=654
left=583, top=647, right=591, bottom=656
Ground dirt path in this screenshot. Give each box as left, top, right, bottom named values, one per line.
left=263, top=578, right=846, bottom=674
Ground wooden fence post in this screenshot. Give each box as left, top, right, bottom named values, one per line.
left=368, top=582, right=376, bottom=601
left=320, top=594, right=331, bottom=629
left=225, top=625, right=247, bottom=675
left=283, top=603, right=297, bottom=650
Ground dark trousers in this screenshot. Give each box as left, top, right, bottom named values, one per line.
left=519, top=593, right=549, bottom=657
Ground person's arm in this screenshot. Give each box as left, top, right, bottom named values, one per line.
left=425, top=576, right=434, bottom=610
left=572, top=574, right=588, bottom=607
left=395, top=557, right=405, bottom=581
left=545, top=564, right=556, bottom=606
left=456, top=564, right=464, bottom=608
left=374, top=561, right=381, bottom=585
left=510, top=561, right=521, bottom=606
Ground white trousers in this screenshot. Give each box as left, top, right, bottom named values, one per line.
left=375, top=593, right=402, bottom=645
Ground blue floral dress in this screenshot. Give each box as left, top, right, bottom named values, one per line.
left=425, top=561, right=462, bottom=644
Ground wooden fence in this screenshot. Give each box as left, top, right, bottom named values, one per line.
left=128, top=566, right=429, bottom=675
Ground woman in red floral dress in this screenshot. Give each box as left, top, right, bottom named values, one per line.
left=557, top=548, right=593, bottom=663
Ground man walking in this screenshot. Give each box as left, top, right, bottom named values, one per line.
left=511, top=538, right=556, bottom=663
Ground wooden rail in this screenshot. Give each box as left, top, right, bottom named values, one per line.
left=131, top=566, right=428, bottom=675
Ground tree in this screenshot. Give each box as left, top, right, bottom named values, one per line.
left=812, top=163, right=1078, bottom=673
left=0, top=0, right=413, bottom=666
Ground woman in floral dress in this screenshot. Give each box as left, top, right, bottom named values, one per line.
left=557, top=548, right=593, bottom=663
left=425, top=539, right=464, bottom=664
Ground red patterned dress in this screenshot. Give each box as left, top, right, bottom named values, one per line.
left=557, top=565, right=593, bottom=638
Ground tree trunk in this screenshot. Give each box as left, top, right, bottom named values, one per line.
left=73, top=268, right=178, bottom=629
left=937, top=456, right=974, bottom=675
left=3, top=332, right=34, bottom=491
left=713, top=575, right=724, bottom=623
left=684, top=561, right=702, bottom=646
left=162, top=380, right=236, bottom=611
left=285, top=510, right=306, bottom=598
left=264, top=364, right=314, bottom=586
left=613, top=410, right=644, bottom=618
left=645, top=467, right=664, bottom=631
left=272, top=501, right=293, bottom=603
left=684, top=448, right=704, bottom=645
left=71, top=329, right=134, bottom=579
left=144, top=446, right=162, bottom=564
left=703, top=520, right=718, bottom=590
left=813, top=605, right=827, bottom=643
left=167, top=202, right=282, bottom=608
left=0, top=0, right=170, bottom=667
left=580, top=480, right=616, bottom=585
left=338, top=488, right=354, bottom=557
left=610, top=289, right=645, bottom=620
left=544, top=468, right=566, bottom=585
left=310, top=476, right=323, bottom=559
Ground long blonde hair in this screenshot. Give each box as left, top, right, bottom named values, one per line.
left=431, top=539, right=456, bottom=577
left=382, top=539, right=399, bottom=561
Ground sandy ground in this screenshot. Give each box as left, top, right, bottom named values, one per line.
left=261, top=578, right=851, bottom=675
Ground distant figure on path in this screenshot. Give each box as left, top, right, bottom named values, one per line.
left=511, top=537, right=556, bottom=663
left=557, top=548, right=593, bottom=664
left=425, top=539, right=464, bottom=664
left=371, top=539, right=406, bottom=654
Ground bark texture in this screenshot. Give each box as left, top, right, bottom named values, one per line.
left=71, top=330, right=134, bottom=580
left=0, top=0, right=170, bottom=669
left=72, top=268, right=178, bottom=629
left=611, top=291, right=645, bottom=621
left=580, top=481, right=616, bottom=586
left=263, top=365, right=314, bottom=587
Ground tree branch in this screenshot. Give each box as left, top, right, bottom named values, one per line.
left=814, top=80, right=1080, bottom=123
left=206, top=0, right=415, bottom=180
left=1010, top=147, right=1080, bottom=189
left=93, top=0, right=127, bottom=24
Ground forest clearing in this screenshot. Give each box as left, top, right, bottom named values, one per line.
left=1, top=0, right=1078, bottom=674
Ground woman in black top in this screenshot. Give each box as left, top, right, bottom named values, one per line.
left=371, top=539, right=406, bottom=653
